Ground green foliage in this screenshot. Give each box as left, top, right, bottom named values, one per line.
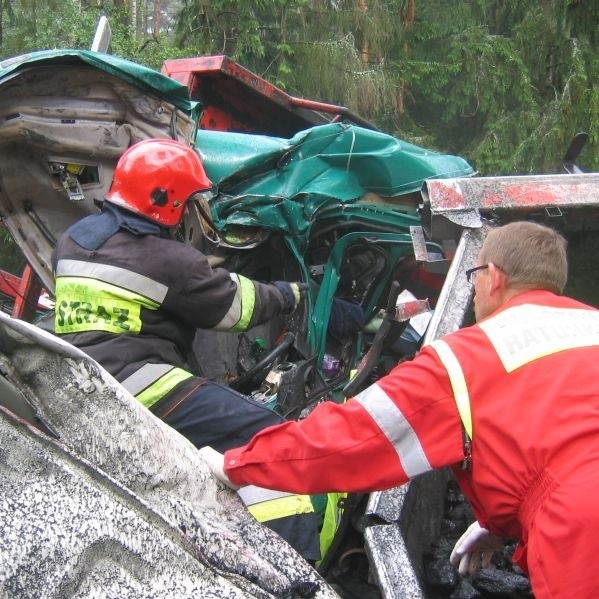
left=0, top=1, right=188, bottom=70
left=0, top=228, right=25, bottom=275
left=0, top=0, right=96, bottom=57
left=392, top=0, right=598, bottom=174
left=406, top=22, right=539, bottom=173
left=0, top=0, right=597, bottom=174
left=174, top=0, right=314, bottom=87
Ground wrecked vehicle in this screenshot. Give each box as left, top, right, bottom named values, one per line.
left=0, top=48, right=470, bottom=598
left=1, top=46, right=598, bottom=598
left=0, top=311, right=337, bottom=598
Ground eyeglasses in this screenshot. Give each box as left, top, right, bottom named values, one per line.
left=465, top=264, right=489, bottom=284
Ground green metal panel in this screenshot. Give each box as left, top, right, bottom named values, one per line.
left=195, top=123, right=473, bottom=363
left=310, top=232, right=442, bottom=365
left=197, top=123, right=474, bottom=255
left=0, top=50, right=197, bottom=113
left=198, top=123, right=474, bottom=199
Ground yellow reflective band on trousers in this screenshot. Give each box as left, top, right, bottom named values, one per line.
left=134, top=367, right=193, bottom=409
left=55, top=276, right=159, bottom=335
left=230, top=274, right=256, bottom=332
left=429, top=339, right=473, bottom=440
left=245, top=494, right=315, bottom=523
left=319, top=492, right=347, bottom=561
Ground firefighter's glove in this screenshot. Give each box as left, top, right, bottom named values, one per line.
left=449, top=521, right=504, bottom=575
left=198, top=446, right=240, bottom=490
left=274, top=281, right=308, bottom=313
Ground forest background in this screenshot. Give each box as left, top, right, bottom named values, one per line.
left=0, top=0, right=597, bottom=274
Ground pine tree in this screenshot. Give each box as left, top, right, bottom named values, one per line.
left=0, top=1, right=597, bottom=173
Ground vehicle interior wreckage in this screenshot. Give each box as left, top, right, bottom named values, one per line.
left=0, top=31, right=598, bottom=599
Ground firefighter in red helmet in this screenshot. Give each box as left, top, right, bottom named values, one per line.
left=52, top=138, right=319, bottom=561
left=104, top=138, right=212, bottom=227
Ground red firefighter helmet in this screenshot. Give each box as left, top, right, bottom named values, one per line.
left=104, top=138, right=212, bottom=227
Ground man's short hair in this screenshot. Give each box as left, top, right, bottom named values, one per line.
left=479, top=221, right=568, bottom=294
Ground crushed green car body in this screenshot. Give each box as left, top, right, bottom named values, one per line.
left=195, top=124, right=474, bottom=360
left=198, top=123, right=474, bottom=251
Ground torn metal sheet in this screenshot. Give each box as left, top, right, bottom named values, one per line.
left=423, top=226, right=487, bottom=342
left=0, top=410, right=262, bottom=599
left=365, top=525, right=423, bottom=599
left=0, top=61, right=196, bottom=293
left=0, top=312, right=338, bottom=599
left=364, top=470, right=452, bottom=599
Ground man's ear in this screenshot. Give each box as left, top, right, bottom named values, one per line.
left=487, top=262, right=506, bottom=296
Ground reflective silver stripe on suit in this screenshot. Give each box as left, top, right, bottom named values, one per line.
left=355, top=383, right=432, bottom=478
left=214, top=272, right=243, bottom=329
left=56, top=259, right=168, bottom=303
left=121, top=363, right=174, bottom=396
left=236, top=485, right=295, bottom=506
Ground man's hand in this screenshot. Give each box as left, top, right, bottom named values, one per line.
left=274, top=281, right=309, bottom=313
left=198, top=446, right=240, bottom=490
left=450, top=521, right=504, bottom=575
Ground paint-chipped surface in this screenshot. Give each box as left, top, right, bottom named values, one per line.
left=426, top=174, right=599, bottom=213
left=0, top=312, right=337, bottom=599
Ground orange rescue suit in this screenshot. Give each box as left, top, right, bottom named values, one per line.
left=225, top=290, right=599, bottom=598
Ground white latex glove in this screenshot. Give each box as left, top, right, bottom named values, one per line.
left=450, top=521, right=504, bottom=575
left=198, top=446, right=240, bottom=490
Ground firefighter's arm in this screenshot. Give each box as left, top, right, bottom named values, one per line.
left=272, top=281, right=308, bottom=313
left=160, top=242, right=306, bottom=330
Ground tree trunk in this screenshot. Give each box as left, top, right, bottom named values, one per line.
left=153, top=0, right=162, bottom=36
left=357, top=0, right=369, bottom=63
left=131, top=0, right=137, bottom=37
left=396, top=0, right=416, bottom=115
left=113, top=0, right=130, bottom=28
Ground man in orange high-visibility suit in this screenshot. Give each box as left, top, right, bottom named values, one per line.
left=200, top=221, right=599, bottom=598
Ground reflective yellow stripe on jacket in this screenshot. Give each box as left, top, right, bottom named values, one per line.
left=121, top=363, right=194, bottom=409
left=428, top=339, right=473, bottom=440
left=319, top=492, right=347, bottom=561
left=55, top=260, right=192, bottom=410
left=54, top=259, right=166, bottom=335
left=56, top=259, right=169, bottom=302
left=214, top=273, right=256, bottom=332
